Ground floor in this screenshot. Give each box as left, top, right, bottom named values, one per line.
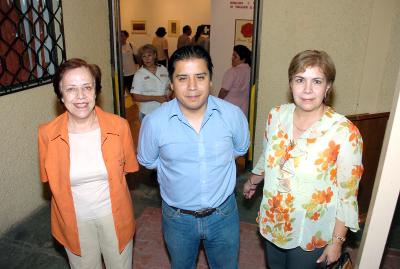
left=0, top=101, right=399, bottom=268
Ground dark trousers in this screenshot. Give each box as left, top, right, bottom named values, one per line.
left=265, top=240, right=325, bottom=269
left=158, top=59, right=167, bottom=67
left=123, top=75, right=134, bottom=93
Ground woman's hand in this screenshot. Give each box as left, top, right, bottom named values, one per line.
left=243, top=174, right=263, bottom=199
left=317, top=242, right=342, bottom=266
left=156, top=95, right=168, bottom=103
left=317, top=219, right=347, bottom=265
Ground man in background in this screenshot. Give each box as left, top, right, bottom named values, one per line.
left=177, top=25, right=192, bottom=49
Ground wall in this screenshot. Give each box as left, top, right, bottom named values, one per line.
left=119, top=0, right=210, bottom=57
left=253, top=0, right=400, bottom=159
left=0, top=0, right=114, bottom=234
left=210, top=0, right=254, bottom=95
left=357, top=56, right=400, bottom=268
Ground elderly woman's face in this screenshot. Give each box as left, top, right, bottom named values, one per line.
left=290, top=66, right=330, bottom=113
left=60, top=67, right=96, bottom=121
left=142, top=51, right=156, bottom=68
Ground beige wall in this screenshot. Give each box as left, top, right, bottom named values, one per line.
left=0, top=0, right=114, bottom=234
left=253, top=0, right=400, bottom=159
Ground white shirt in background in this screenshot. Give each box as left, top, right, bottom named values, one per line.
left=122, top=42, right=138, bottom=76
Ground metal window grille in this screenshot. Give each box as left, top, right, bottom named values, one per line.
left=0, top=0, right=66, bottom=96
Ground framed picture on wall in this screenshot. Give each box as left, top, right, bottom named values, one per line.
left=234, top=19, right=253, bottom=50
left=131, top=20, right=146, bottom=34
left=168, top=20, right=180, bottom=37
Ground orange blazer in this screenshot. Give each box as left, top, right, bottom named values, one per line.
left=38, top=106, right=139, bottom=256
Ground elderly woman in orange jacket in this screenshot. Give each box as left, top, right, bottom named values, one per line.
left=38, top=58, right=138, bottom=268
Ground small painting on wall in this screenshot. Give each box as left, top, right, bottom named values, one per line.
left=234, top=19, right=253, bottom=50
left=131, top=20, right=146, bottom=34
left=168, top=20, right=180, bottom=37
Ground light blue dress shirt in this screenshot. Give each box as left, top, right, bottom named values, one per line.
left=138, top=96, right=250, bottom=210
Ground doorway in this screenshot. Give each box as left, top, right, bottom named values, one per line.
left=113, top=0, right=260, bottom=163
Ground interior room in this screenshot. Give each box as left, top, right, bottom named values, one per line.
left=0, top=0, right=399, bottom=268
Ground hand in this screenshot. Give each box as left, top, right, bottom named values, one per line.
left=157, top=95, right=168, bottom=103
left=317, top=243, right=342, bottom=266
left=243, top=174, right=263, bottom=199
left=243, top=180, right=257, bottom=199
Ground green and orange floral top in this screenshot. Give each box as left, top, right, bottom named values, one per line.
left=252, top=104, right=363, bottom=251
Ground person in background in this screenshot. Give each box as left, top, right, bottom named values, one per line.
left=38, top=58, right=138, bottom=268
left=193, top=25, right=210, bottom=52
left=152, top=27, right=169, bottom=67
left=138, top=45, right=249, bottom=269
left=131, top=44, right=170, bottom=121
left=177, top=25, right=192, bottom=49
left=121, top=30, right=138, bottom=95
left=243, top=50, right=363, bottom=268
left=218, top=45, right=251, bottom=117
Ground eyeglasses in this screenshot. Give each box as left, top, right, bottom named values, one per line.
left=62, top=83, right=95, bottom=97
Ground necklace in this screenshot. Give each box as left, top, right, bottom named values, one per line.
left=293, top=105, right=326, bottom=132
left=293, top=122, right=308, bottom=132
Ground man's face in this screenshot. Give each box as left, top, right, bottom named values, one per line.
left=171, top=58, right=211, bottom=116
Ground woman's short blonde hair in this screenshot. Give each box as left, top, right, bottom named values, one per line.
left=288, top=50, right=336, bottom=104
left=137, top=44, right=158, bottom=66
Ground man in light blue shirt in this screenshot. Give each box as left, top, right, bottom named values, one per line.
left=138, top=45, right=249, bottom=269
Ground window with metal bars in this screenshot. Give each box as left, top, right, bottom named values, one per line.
left=0, top=0, right=66, bottom=96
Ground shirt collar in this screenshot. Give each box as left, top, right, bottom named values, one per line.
left=167, top=95, right=221, bottom=121
left=48, top=106, right=119, bottom=144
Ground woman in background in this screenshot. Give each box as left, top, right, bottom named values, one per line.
left=130, top=44, right=170, bottom=121
left=193, top=25, right=210, bottom=52
left=243, top=50, right=363, bottom=268
left=152, top=27, right=169, bottom=67
left=218, top=45, right=251, bottom=117
left=121, top=30, right=138, bottom=95
left=38, top=58, right=138, bottom=268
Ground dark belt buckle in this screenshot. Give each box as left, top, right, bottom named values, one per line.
left=194, top=208, right=215, bottom=218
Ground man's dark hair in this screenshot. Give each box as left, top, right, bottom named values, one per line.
left=168, top=45, right=213, bottom=81
left=182, top=25, right=191, bottom=34
left=155, top=27, right=167, bottom=37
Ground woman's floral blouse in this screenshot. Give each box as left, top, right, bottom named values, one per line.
left=252, top=103, right=363, bottom=250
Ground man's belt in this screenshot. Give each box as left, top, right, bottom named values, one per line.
left=170, top=206, right=216, bottom=218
